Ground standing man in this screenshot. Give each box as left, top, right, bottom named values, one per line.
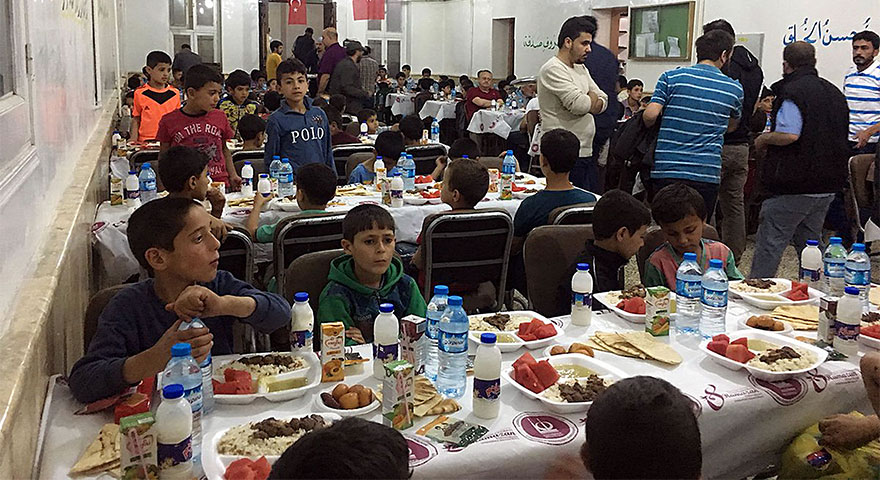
left=465, top=69, right=503, bottom=121
left=703, top=19, right=764, bottom=262
left=749, top=42, right=850, bottom=278
left=358, top=46, right=381, bottom=107
left=846, top=30, right=880, bottom=154
left=317, top=27, right=346, bottom=96
left=538, top=16, right=608, bottom=192
left=643, top=30, right=743, bottom=215
left=328, top=41, right=370, bottom=112
left=171, top=44, right=202, bottom=75
left=293, top=27, right=315, bottom=63
left=583, top=15, right=622, bottom=192
left=266, top=40, right=284, bottom=81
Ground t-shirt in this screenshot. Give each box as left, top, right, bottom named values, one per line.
left=650, top=64, right=744, bottom=185
left=348, top=163, right=375, bottom=185
left=513, top=188, right=598, bottom=237
left=218, top=96, right=261, bottom=138
left=844, top=61, right=880, bottom=143
left=266, top=52, right=283, bottom=81
left=775, top=100, right=803, bottom=136
left=132, top=84, right=181, bottom=141
left=644, top=238, right=743, bottom=289
left=318, top=43, right=346, bottom=76
left=332, top=131, right=361, bottom=146
left=525, top=97, right=540, bottom=113
left=465, top=87, right=503, bottom=120
left=157, top=108, right=235, bottom=184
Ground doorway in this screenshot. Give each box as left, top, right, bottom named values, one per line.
left=492, top=18, right=514, bottom=78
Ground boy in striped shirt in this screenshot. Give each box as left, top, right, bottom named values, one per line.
left=845, top=30, right=880, bottom=154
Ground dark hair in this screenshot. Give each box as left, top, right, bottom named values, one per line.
left=263, top=91, right=283, bottom=111
left=276, top=58, right=308, bottom=81
left=295, top=164, right=338, bottom=206
left=854, top=30, right=880, bottom=49
left=759, top=86, right=773, bottom=99
left=375, top=131, right=405, bottom=161
left=146, top=50, right=172, bottom=68
left=498, top=80, right=509, bottom=91
left=626, top=79, right=644, bottom=90
left=363, top=45, right=372, bottom=56
left=418, top=77, right=434, bottom=92
left=439, top=75, right=449, bottom=82
left=225, top=69, right=251, bottom=90
left=651, top=183, right=707, bottom=224
left=158, top=146, right=209, bottom=194
left=184, top=64, right=223, bottom=91
left=181, top=43, right=192, bottom=50
left=617, top=75, right=628, bottom=89
left=476, top=69, right=492, bottom=77
left=695, top=30, right=734, bottom=62
left=127, top=74, right=143, bottom=91
left=586, top=377, right=701, bottom=479
left=270, top=40, right=283, bottom=51
left=505, top=74, right=517, bottom=82
left=395, top=72, right=407, bottom=80
left=459, top=75, right=469, bottom=82
left=422, top=68, right=432, bottom=76
left=312, top=96, right=328, bottom=107
left=305, top=27, right=314, bottom=35
left=329, top=94, right=347, bottom=113
left=357, top=109, right=377, bottom=124
left=460, top=78, right=474, bottom=91
left=439, top=79, right=454, bottom=91
left=343, top=204, right=396, bottom=241
left=446, top=158, right=489, bottom=208
left=557, top=16, right=597, bottom=49
left=238, top=114, right=266, bottom=141
left=269, top=418, right=410, bottom=479
left=540, top=128, right=580, bottom=173
left=402, top=64, right=411, bottom=71
left=783, top=41, right=817, bottom=69
left=127, top=197, right=200, bottom=274
left=702, top=18, right=735, bottom=37
left=321, top=105, right=344, bottom=128
left=448, top=138, right=481, bottom=159
left=593, top=190, right=651, bottom=240
left=399, top=115, right=423, bottom=141
left=250, top=69, right=267, bottom=82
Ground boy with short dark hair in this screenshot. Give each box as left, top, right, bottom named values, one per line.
left=398, top=114, right=423, bottom=146
left=68, top=197, right=290, bottom=403
left=430, top=137, right=481, bottom=181
left=645, top=182, right=742, bottom=288
left=317, top=205, right=427, bottom=345
left=219, top=69, right=262, bottom=138
left=238, top=114, right=266, bottom=151
left=158, top=146, right=224, bottom=216
left=264, top=59, right=335, bottom=175
left=348, top=130, right=405, bottom=185
left=157, top=64, right=241, bottom=189
left=263, top=90, right=283, bottom=112
left=322, top=105, right=360, bottom=146
left=357, top=108, right=379, bottom=134
left=329, top=93, right=347, bottom=114
left=131, top=51, right=180, bottom=143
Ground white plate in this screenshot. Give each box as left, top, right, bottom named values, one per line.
left=271, top=197, right=300, bottom=212
left=414, top=181, right=435, bottom=190
left=860, top=333, right=880, bottom=350
left=699, top=329, right=827, bottom=380
left=204, top=412, right=342, bottom=480
left=314, top=389, right=380, bottom=417
left=593, top=291, right=644, bottom=323
left=736, top=317, right=794, bottom=335
left=502, top=353, right=628, bottom=413
left=403, top=195, right=428, bottom=206
left=468, top=311, right=564, bottom=352
left=213, top=352, right=320, bottom=404
left=729, top=279, right=821, bottom=310
left=541, top=344, right=597, bottom=358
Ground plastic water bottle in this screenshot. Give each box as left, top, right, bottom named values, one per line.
left=430, top=119, right=440, bottom=143
left=360, top=122, right=369, bottom=139
left=124, top=170, right=141, bottom=207
left=374, top=156, right=386, bottom=192
left=472, top=333, right=501, bottom=419
left=278, top=158, right=294, bottom=196
left=437, top=295, right=468, bottom=398
left=290, top=292, right=314, bottom=354
left=177, top=319, right=213, bottom=414
left=390, top=171, right=404, bottom=208
left=373, top=303, right=400, bottom=379
left=138, top=163, right=158, bottom=203
left=824, top=237, right=847, bottom=296
left=162, top=343, right=203, bottom=459
left=699, top=259, right=728, bottom=338
left=257, top=173, right=271, bottom=197
left=156, top=384, right=194, bottom=480
left=800, top=240, right=823, bottom=292
left=112, top=130, right=122, bottom=148
left=269, top=155, right=282, bottom=194
left=845, top=242, right=871, bottom=312
left=500, top=150, right=515, bottom=200
left=571, top=263, right=593, bottom=327
left=425, top=285, right=449, bottom=382
left=401, top=154, right=416, bottom=190
left=675, top=252, right=702, bottom=335
left=835, top=286, right=862, bottom=356
left=240, top=161, right=254, bottom=196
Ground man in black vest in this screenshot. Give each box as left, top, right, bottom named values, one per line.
left=749, top=41, right=850, bottom=278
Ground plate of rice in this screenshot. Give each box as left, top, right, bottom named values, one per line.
left=213, top=352, right=319, bottom=404
left=700, top=330, right=826, bottom=381
left=219, top=353, right=309, bottom=379
left=468, top=311, right=564, bottom=352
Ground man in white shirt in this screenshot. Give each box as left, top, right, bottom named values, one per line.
left=538, top=16, right=608, bottom=192
left=845, top=30, right=880, bottom=154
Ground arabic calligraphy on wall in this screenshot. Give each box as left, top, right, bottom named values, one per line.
left=783, top=17, right=872, bottom=47
left=522, top=35, right=557, bottom=51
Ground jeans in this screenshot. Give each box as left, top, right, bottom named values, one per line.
left=592, top=125, right=614, bottom=193
left=750, top=194, right=835, bottom=278
left=571, top=156, right=600, bottom=192
left=718, top=144, right=750, bottom=261
left=649, top=178, right=719, bottom=220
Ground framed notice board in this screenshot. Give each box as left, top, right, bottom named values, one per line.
left=628, top=1, right=695, bottom=61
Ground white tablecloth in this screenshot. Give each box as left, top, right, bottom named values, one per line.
left=36, top=305, right=872, bottom=480
left=419, top=100, right=457, bottom=121
left=467, top=109, right=526, bottom=140
left=386, top=93, right=416, bottom=117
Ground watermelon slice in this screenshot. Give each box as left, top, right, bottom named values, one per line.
left=624, top=297, right=646, bottom=314
left=527, top=318, right=545, bottom=334
left=783, top=281, right=810, bottom=301
left=533, top=323, right=557, bottom=340
left=518, top=333, right=538, bottom=342
left=531, top=360, right=560, bottom=389
left=707, top=340, right=728, bottom=356
left=251, top=457, right=271, bottom=479
left=864, top=325, right=880, bottom=339
left=214, top=381, right=239, bottom=395
left=514, top=363, right=544, bottom=393
left=518, top=322, right=531, bottom=336
left=225, top=459, right=257, bottom=480
left=712, top=334, right=730, bottom=343
left=730, top=337, right=748, bottom=348
left=725, top=344, right=755, bottom=363
left=513, top=352, right=537, bottom=370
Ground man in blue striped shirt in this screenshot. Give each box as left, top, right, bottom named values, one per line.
left=845, top=30, right=880, bottom=154
left=644, top=30, right=744, bottom=215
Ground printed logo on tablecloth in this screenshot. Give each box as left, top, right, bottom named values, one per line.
left=549, top=318, right=565, bottom=329
left=405, top=435, right=437, bottom=467
left=480, top=123, right=486, bottom=131
left=444, top=427, right=519, bottom=453
left=512, top=413, right=578, bottom=446
left=701, top=384, right=763, bottom=411
left=91, top=221, right=106, bottom=233
left=748, top=376, right=808, bottom=406
left=806, top=369, right=829, bottom=393
left=827, top=368, right=861, bottom=386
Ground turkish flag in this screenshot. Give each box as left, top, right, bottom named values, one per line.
left=288, top=0, right=307, bottom=25
left=353, top=0, right=384, bottom=21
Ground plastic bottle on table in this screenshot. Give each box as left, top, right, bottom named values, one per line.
left=373, top=303, right=400, bottom=379
left=845, top=242, right=871, bottom=312
left=675, top=252, right=702, bottom=336
left=257, top=174, right=271, bottom=197
left=240, top=161, right=254, bottom=197
left=156, top=384, right=194, bottom=480
left=437, top=295, right=469, bottom=398
left=571, top=263, right=593, bottom=327
left=401, top=154, right=416, bottom=190
left=473, top=333, right=501, bottom=419
left=290, top=292, right=314, bottom=354
left=374, top=156, right=386, bottom=192
left=824, top=236, right=847, bottom=296
left=112, top=130, right=122, bottom=148
left=138, top=163, right=158, bottom=203
left=425, top=285, right=449, bottom=382
left=430, top=119, right=440, bottom=143
left=390, top=171, right=404, bottom=208
left=269, top=155, right=282, bottom=194
left=177, top=318, right=214, bottom=414
left=699, top=259, right=728, bottom=338
left=278, top=158, right=294, bottom=197
left=500, top=150, right=515, bottom=200
left=360, top=122, right=369, bottom=140
left=800, top=239, right=823, bottom=292
left=835, top=286, right=861, bottom=357
left=124, top=170, right=141, bottom=207
left=162, top=343, right=203, bottom=460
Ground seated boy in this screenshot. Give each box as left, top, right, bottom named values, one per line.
left=68, top=197, right=290, bottom=403
left=269, top=417, right=410, bottom=480
left=158, top=146, right=230, bottom=240
left=131, top=51, right=180, bottom=143
left=329, top=94, right=347, bottom=115
left=645, top=183, right=743, bottom=288
left=398, top=114, right=424, bottom=147
left=317, top=205, right=427, bottom=345
left=430, top=137, right=481, bottom=181
left=348, top=130, right=405, bottom=185
left=357, top=108, right=380, bottom=135
left=218, top=69, right=261, bottom=138
left=322, top=105, right=360, bottom=146
left=238, top=113, right=266, bottom=151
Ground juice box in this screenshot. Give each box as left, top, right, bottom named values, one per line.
left=488, top=169, right=500, bottom=193
left=110, top=177, right=124, bottom=205
left=819, top=296, right=838, bottom=344
left=400, top=315, right=427, bottom=376
left=382, top=359, right=414, bottom=430
left=645, top=286, right=671, bottom=336
left=321, top=322, right=345, bottom=382
left=119, top=412, right=159, bottom=480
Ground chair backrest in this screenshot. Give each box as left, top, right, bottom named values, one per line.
left=345, top=122, right=361, bottom=138
left=345, top=152, right=376, bottom=179
left=333, top=145, right=376, bottom=184
left=218, top=229, right=255, bottom=284
left=478, top=157, right=503, bottom=171
left=406, top=144, right=447, bottom=175
left=550, top=202, right=597, bottom=226
left=274, top=213, right=346, bottom=294
left=232, top=151, right=268, bottom=177
left=523, top=225, right=593, bottom=318
left=850, top=154, right=874, bottom=209
left=129, top=149, right=159, bottom=172
left=84, top=285, right=127, bottom=348
left=281, top=249, right=345, bottom=349
left=423, top=209, right=513, bottom=312
left=636, top=224, right=720, bottom=282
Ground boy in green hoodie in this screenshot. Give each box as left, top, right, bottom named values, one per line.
left=318, top=204, right=427, bottom=345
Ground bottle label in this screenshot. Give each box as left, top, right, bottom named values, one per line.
left=290, top=330, right=313, bottom=350
left=473, top=378, right=500, bottom=401
left=571, top=292, right=592, bottom=309
left=391, top=189, right=403, bottom=200
left=834, top=321, right=859, bottom=342
left=242, top=177, right=252, bottom=187
left=701, top=288, right=728, bottom=308
left=825, top=261, right=845, bottom=278
left=124, top=189, right=140, bottom=200
left=140, top=179, right=156, bottom=191
left=426, top=318, right=439, bottom=339
left=406, top=168, right=415, bottom=179
left=844, top=267, right=870, bottom=286
left=157, top=435, right=193, bottom=469
left=799, top=268, right=821, bottom=282
left=676, top=279, right=701, bottom=299
left=373, top=343, right=399, bottom=364
left=438, top=331, right=468, bottom=354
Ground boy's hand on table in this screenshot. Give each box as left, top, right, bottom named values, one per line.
left=346, top=327, right=365, bottom=344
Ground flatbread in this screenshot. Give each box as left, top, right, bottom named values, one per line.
left=426, top=398, right=461, bottom=415
left=870, top=286, right=880, bottom=306
left=595, top=332, right=646, bottom=358
left=771, top=305, right=819, bottom=322
left=589, top=336, right=637, bottom=358
left=70, top=423, right=120, bottom=476
left=414, top=395, right=444, bottom=417
left=619, top=331, right=682, bottom=365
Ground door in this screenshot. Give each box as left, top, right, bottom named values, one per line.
left=491, top=18, right=514, bottom=78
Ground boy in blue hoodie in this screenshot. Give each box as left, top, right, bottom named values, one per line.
left=264, top=58, right=335, bottom=175
left=317, top=205, right=426, bottom=345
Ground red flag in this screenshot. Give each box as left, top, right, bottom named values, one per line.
left=288, top=0, right=307, bottom=25
left=353, top=0, right=384, bottom=21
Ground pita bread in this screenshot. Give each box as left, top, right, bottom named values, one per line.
left=871, top=286, right=880, bottom=306
left=771, top=305, right=819, bottom=322
left=619, top=331, right=682, bottom=365
left=595, top=332, right=646, bottom=358
left=589, top=336, right=639, bottom=358
left=70, top=423, right=120, bottom=476
left=426, top=398, right=461, bottom=415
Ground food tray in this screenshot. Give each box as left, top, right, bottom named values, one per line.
left=313, top=388, right=380, bottom=417
left=593, top=291, right=644, bottom=324
left=213, top=352, right=320, bottom=404
left=699, top=330, right=827, bottom=380
left=859, top=333, right=880, bottom=350
left=468, top=311, right=565, bottom=352
left=736, top=317, right=794, bottom=335
left=728, top=279, right=822, bottom=310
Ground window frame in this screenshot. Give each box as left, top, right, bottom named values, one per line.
left=365, top=0, right=406, bottom=75
left=169, top=0, right=221, bottom=66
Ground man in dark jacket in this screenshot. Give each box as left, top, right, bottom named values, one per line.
left=584, top=16, right=623, bottom=193
left=703, top=19, right=763, bottom=262
left=328, top=41, right=370, bottom=112
left=293, top=27, right=318, bottom=72
left=749, top=41, right=850, bottom=278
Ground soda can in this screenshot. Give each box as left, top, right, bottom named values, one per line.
left=819, top=296, right=838, bottom=344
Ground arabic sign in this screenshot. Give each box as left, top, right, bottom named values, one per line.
left=783, top=17, right=872, bottom=47
left=522, top=35, right=557, bottom=52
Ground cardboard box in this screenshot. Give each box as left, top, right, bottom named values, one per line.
left=321, top=322, right=345, bottom=382
left=382, top=360, right=414, bottom=430
left=110, top=177, right=124, bottom=206
left=119, top=412, right=158, bottom=480
left=400, top=315, right=427, bottom=376
left=645, top=286, right=671, bottom=336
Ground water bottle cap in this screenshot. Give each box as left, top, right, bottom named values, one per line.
left=507, top=150, right=513, bottom=155
left=577, top=263, right=590, bottom=271
left=683, top=252, right=697, bottom=261
left=282, top=158, right=290, bottom=163
left=376, top=156, right=383, bottom=161
left=141, top=162, right=151, bottom=169
left=129, top=170, right=137, bottom=175
left=830, top=236, right=843, bottom=244
left=294, top=292, right=309, bottom=302
left=434, top=285, right=449, bottom=295
left=853, top=243, right=866, bottom=251
left=708, top=259, right=723, bottom=268
left=259, top=173, right=269, bottom=178
left=379, top=303, right=395, bottom=313
left=407, top=154, right=413, bottom=159
left=480, top=333, right=497, bottom=344
left=806, top=239, right=819, bottom=246
left=273, top=155, right=280, bottom=160
left=448, top=295, right=463, bottom=306
left=170, top=342, right=191, bottom=357
left=462, top=155, right=469, bottom=159
left=244, top=161, right=251, bottom=165
left=162, top=384, right=184, bottom=399
left=845, top=286, right=860, bottom=296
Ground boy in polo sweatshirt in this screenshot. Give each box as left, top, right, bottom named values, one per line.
left=264, top=58, right=335, bottom=176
